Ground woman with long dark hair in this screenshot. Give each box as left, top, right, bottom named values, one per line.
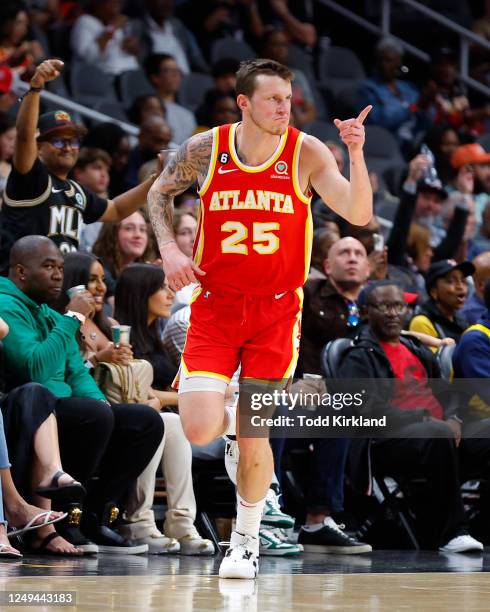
left=58, top=252, right=133, bottom=368
left=114, top=264, right=214, bottom=556
left=114, top=263, right=178, bottom=398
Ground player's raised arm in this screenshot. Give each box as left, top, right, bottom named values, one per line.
left=147, top=130, right=212, bottom=291
left=304, top=105, right=373, bottom=226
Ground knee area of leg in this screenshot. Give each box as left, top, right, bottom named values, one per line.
left=182, top=423, right=213, bottom=446
left=94, top=401, right=115, bottom=433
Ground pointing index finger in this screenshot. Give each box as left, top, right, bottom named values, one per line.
left=356, top=105, right=373, bottom=124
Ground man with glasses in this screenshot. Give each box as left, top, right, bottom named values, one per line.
left=0, top=59, right=160, bottom=275
left=337, top=280, right=484, bottom=553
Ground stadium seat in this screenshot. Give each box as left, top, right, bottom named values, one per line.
left=119, top=69, right=155, bottom=109
left=365, top=125, right=404, bottom=177
left=302, top=119, right=339, bottom=142
left=332, top=80, right=363, bottom=120
left=179, top=72, right=214, bottom=111
left=92, top=100, right=129, bottom=123
left=318, top=46, right=366, bottom=96
left=477, top=132, right=490, bottom=152
left=210, top=38, right=257, bottom=64
left=288, top=44, right=316, bottom=83
left=436, top=343, right=455, bottom=382
left=70, top=61, right=118, bottom=107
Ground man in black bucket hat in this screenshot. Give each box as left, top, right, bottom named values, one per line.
left=0, top=59, right=160, bottom=274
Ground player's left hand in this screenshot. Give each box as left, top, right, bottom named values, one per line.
left=334, top=105, right=372, bottom=154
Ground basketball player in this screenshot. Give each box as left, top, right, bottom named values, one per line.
left=148, top=59, right=372, bottom=579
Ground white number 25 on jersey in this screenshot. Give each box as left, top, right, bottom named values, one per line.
left=221, top=221, right=280, bottom=255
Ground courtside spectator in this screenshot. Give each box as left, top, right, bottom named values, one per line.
left=113, top=263, right=215, bottom=555
left=70, top=0, right=139, bottom=77
left=73, top=148, right=111, bottom=252
left=0, top=59, right=161, bottom=275
left=0, top=235, right=164, bottom=554
left=0, top=65, right=17, bottom=115
left=358, top=37, right=428, bottom=153
left=93, top=210, right=158, bottom=295
left=0, top=2, right=45, bottom=77
left=260, top=27, right=317, bottom=128
left=409, top=260, right=474, bottom=345
left=338, top=281, right=483, bottom=553
left=308, top=227, right=340, bottom=281
left=83, top=122, right=131, bottom=197
left=131, top=0, right=208, bottom=73
left=298, top=237, right=369, bottom=376
left=461, top=252, right=490, bottom=325
left=145, top=53, right=197, bottom=144
left=124, top=116, right=172, bottom=189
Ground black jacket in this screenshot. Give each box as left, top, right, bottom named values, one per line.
left=412, top=300, right=468, bottom=343
left=336, top=326, right=459, bottom=427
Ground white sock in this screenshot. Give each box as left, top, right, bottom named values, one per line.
left=302, top=522, right=324, bottom=533
left=223, top=398, right=237, bottom=437
left=235, top=491, right=266, bottom=547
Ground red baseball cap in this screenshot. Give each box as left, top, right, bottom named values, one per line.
left=0, top=65, right=13, bottom=94
left=451, top=143, right=490, bottom=169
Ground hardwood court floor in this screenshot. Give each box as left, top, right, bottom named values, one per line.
left=1, top=551, right=489, bottom=611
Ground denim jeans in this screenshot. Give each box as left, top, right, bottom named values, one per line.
left=286, top=437, right=350, bottom=514
left=0, top=412, right=12, bottom=527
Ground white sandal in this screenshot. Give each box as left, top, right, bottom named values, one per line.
left=8, top=510, right=67, bottom=538
left=0, top=542, right=23, bottom=558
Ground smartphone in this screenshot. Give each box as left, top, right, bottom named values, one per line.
left=373, top=233, right=384, bottom=252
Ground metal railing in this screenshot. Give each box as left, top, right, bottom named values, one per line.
left=15, top=80, right=140, bottom=136
left=318, top=0, right=490, bottom=98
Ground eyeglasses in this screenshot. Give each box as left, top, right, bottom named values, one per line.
left=48, top=137, right=81, bottom=149
left=346, top=300, right=360, bottom=327
left=368, top=302, right=408, bottom=315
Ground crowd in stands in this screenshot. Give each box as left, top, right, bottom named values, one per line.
left=1, top=0, right=490, bottom=558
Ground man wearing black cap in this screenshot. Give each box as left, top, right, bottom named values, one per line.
left=0, top=59, right=159, bottom=274
left=409, top=259, right=474, bottom=344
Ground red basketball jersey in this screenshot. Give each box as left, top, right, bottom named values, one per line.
left=193, top=122, right=313, bottom=295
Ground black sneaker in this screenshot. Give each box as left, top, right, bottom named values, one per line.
left=54, top=503, right=98, bottom=555
left=82, top=503, right=148, bottom=555
left=298, top=517, right=372, bottom=554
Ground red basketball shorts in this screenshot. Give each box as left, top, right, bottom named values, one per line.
left=177, top=286, right=303, bottom=386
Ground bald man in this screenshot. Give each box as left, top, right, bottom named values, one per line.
left=298, top=236, right=370, bottom=376
left=0, top=236, right=164, bottom=554
left=461, top=251, right=490, bottom=325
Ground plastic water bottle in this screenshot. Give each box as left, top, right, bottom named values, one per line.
left=420, top=143, right=438, bottom=180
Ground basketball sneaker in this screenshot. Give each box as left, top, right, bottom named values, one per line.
left=219, top=531, right=259, bottom=579
left=224, top=436, right=239, bottom=485
left=261, top=488, right=295, bottom=529
left=259, top=527, right=300, bottom=556
left=298, top=517, right=372, bottom=554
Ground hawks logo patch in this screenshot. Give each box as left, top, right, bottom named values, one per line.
left=54, top=110, right=71, bottom=122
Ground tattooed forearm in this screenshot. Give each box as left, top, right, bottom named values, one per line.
left=147, top=130, right=213, bottom=254
left=148, top=190, right=175, bottom=250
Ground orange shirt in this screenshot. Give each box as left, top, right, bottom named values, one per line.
left=194, top=122, right=312, bottom=295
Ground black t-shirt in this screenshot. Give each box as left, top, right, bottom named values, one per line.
left=0, top=159, right=108, bottom=273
